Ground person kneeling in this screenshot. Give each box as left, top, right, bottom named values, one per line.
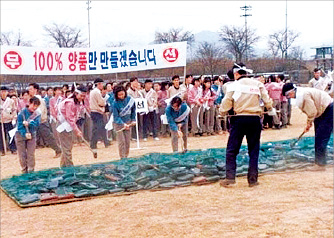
left=166, top=96, right=190, bottom=153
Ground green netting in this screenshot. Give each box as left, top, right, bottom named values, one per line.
left=1, top=136, right=333, bottom=206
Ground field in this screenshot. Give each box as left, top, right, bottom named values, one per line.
left=1, top=106, right=333, bottom=238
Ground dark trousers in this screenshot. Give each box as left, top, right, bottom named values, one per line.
left=83, top=113, right=92, bottom=142
left=90, top=112, right=109, bottom=149
left=225, top=116, right=262, bottom=184
left=143, top=111, right=158, bottom=139
left=287, top=98, right=292, bottom=124
left=0, top=122, right=17, bottom=153
left=37, top=122, right=61, bottom=154
left=314, top=103, right=333, bottom=166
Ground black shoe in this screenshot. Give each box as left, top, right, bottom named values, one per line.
left=249, top=182, right=259, bottom=187
left=220, top=179, right=236, bottom=187
left=11, top=150, right=17, bottom=155
left=93, top=152, right=97, bottom=158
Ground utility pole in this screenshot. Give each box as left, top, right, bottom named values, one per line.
left=86, top=1, right=91, bottom=47
left=285, top=0, right=288, bottom=59
left=240, top=4, right=252, bottom=62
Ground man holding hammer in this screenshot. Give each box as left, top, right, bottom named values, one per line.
left=282, top=83, right=333, bottom=170
left=219, top=63, right=274, bottom=187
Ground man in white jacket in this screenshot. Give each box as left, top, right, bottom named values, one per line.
left=0, top=86, right=17, bottom=155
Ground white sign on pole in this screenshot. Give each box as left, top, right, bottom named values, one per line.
left=1, top=42, right=187, bottom=75
left=134, top=98, right=148, bottom=114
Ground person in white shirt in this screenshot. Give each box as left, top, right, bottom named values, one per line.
left=140, top=79, right=160, bottom=141
left=89, top=78, right=110, bottom=157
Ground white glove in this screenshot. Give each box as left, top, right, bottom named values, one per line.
left=267, top=108, right=277, bottom=116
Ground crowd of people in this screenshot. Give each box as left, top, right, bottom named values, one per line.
left=0, top=64, right=332, bottom=186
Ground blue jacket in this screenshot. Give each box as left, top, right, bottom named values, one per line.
left=17, top=107, right=41, bottom=138
left=211, top=84, right=224, bottom=105
left=112, top=96, right=136, bottom=125
left=107, top=92, right=115, bottom=113
left=165, top=102, right=189, bottom=131
left=44, top=96, right=51, bottom=112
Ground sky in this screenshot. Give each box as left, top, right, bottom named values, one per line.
left=1, top=1, right=333, bottom=59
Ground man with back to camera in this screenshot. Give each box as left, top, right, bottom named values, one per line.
left=219, top=63, right=274, bottom=187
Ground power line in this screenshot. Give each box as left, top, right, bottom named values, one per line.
left=240, top=4, right=252, bottom=62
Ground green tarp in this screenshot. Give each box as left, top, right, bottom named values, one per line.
left=1, top=136, right=333, bottom=206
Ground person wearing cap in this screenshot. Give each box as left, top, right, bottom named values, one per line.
left=57, top=85, right=87, bottom=167
left=28, top=83, right=62, bottom=158
left=282, top=83, right=333, bottom=170
left=0, top=86, right=17, bottom=155
left=219, top=63, right=274, bottom=187
left=89, top=78, right=110, bottom=158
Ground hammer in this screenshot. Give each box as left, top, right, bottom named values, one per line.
left=290, top=131, right=306, bottom=148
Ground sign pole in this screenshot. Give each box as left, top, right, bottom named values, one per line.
left=135, top=112, right=140, bottom=149
left=131, top=111, right=145, bottom=151
left=183, top=66, right=187, bottom=82
left=1, top=114, right=7, bottom=154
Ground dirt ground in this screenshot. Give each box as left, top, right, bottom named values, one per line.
left=1, top=106, right=333, bottom=238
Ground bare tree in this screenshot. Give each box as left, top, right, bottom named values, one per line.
left=219, top=25, right=260, bottom=62
left=43, top=23, right=86, bottom=48
left=268, top=29, right=300, bottom=59
left=1, top=30, right=32, bottom=46
left=289, top=46, right=305, bottom=60
left=196, top=42, right=225, bottom=76
left=154, top=28, right=194, bottom=45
